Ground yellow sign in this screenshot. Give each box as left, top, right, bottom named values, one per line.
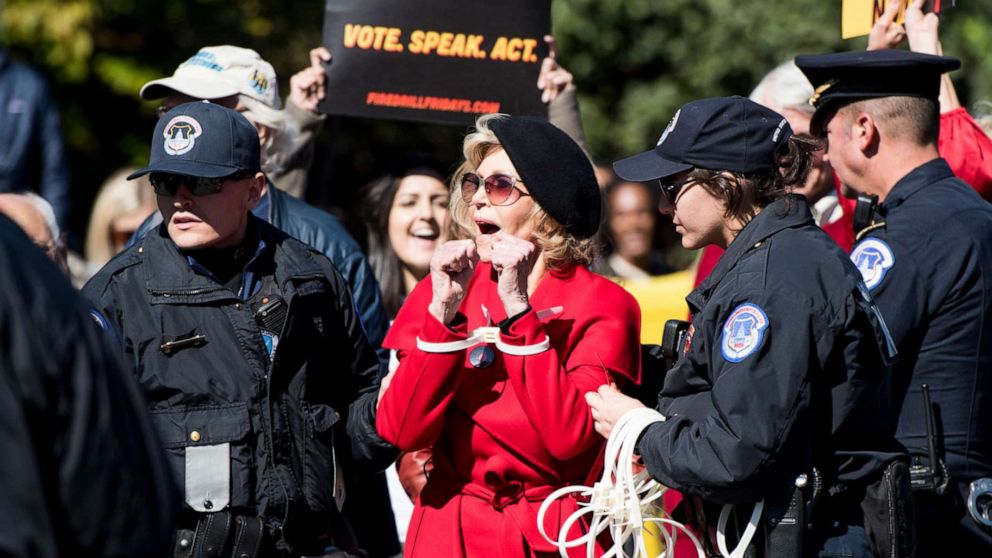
left=611, top=270, right=694, bottom=345
left=841, top=0, right=905, bottom=39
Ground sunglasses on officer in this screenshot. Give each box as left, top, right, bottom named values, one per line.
left=658, top=175, right=696, bottom=206
left=149, top=171, right=255, bottom=197
left=460, top=172, right=532, bottom=206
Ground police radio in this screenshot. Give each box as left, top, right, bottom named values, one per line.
left=661, top=319, right=691, bottom=370
left=853, top=193, right=883, bottom=240
left=909, top=383, right=949, bottom=494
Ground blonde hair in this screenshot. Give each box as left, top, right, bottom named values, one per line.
left=85, top=168, right=157, bottom=267
left=448, top=114, right=598, bottom=268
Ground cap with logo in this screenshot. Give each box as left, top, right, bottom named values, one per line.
left=127, top=101, right=261, bottom=180
left=140, top=45, right=281, bottom=110
left=613, top=96, right=793, bottom=182
left=794, top=49, right=960, bottom=133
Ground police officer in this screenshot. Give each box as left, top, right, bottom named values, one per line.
left=797, top=49, right=992, bottom=553
left=0, top=214, right=177, bottom=557
left=586, top=96, right=909, bottom=557
left=83, top=101, right=396, bottom=557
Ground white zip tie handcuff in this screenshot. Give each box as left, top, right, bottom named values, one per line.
left=536, top=407, right=763, bottom=558
left=415, top=305, right=557, bottom=357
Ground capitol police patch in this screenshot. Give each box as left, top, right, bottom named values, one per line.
left=721, top=303, right=769, bottom=362
left=163, top=115, right=203, bottom=156
left=850, top=238, right=895, bottom=291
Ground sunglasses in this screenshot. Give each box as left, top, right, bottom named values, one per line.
left=149, top=171, right=254, bottom=197
left=659, top=176, right=696, bottom=206
left=460, top=173, right=531, bottom=206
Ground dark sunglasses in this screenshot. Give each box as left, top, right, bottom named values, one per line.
left=460, top=172, right=531, bottom=206
left=659, top=176, right=696, bottom=206
left=149, top=171, right=254, bottom=197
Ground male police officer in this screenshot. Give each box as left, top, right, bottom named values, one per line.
left=797, top=49, right=992, bottom=552
left=83, top=101, right=395, bottom=557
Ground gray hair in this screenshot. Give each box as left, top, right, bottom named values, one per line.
left=750, top=60, right=816, bottom=116
left=19, top=192, right=61, bottom=241
left=237, top=94, right=300, bottom=178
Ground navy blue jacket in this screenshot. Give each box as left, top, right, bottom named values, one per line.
left=850, top=158, right=992, bottom=484
left=0, top=52, right=71, bottom=230
left=638, top=196, right=902, bottom=505
left=0, top=215, right=177, bottom=557
left=130, top=183, right=389, bottom=365
left=83, top=217, right=396, bottom=554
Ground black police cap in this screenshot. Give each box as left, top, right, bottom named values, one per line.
left=613, top=96, right=793, bottom=183
left=795, top=49, right=960, bottom=132
left=128, top=101, right=261, bottom=180
left=489, top=116, right=601, bottom=239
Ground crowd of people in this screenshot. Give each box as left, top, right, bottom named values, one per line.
left=1, top=0, right=992, bottom=557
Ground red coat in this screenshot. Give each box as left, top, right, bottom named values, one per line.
left=376, top=262, right=641, bottom=557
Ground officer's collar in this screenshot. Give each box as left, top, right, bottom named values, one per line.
left=880, top=158, right=953, bottom=212
left=692, top=195, right=814, bottom=301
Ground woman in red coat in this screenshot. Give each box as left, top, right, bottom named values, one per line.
left=375, top=114, right=641, bottom=557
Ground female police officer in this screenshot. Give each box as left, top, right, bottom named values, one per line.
left=586, top=97, right=911, bottom=557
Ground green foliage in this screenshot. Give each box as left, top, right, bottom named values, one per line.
left=552, top=0, right=992, bottom=161
left=0, top=0, right=989, bottom=239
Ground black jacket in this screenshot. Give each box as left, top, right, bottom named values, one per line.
left=852, top=159, right=992, bottom=482
left=638, top=196, right=903, bottom=505
left=0, top=215, right=177, bottom=557
left=83, top=217, right=396, bottom=554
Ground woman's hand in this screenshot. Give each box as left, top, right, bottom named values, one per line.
left=489, top=232, right=536, bottom=318
left=428, top=240, right=479, bottom=325
left=585, top=384, right=646, bottom=439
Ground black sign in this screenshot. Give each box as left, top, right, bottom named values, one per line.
left=320, top=0, right=550, bottom=125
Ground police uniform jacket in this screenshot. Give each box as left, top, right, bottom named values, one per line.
left=376, top=262, right=641, bottom=557
left=850, top=158, right=992, bottom=491
left=82, top=216, right=394, bottom=554
left=638, top=196, right=902, bottom=505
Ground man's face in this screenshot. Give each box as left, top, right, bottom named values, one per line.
left=607, top=183, right=656, bottom=261
left=821, top=111, right=860, bottom=194
left=155, top=173, right=263, bottom=250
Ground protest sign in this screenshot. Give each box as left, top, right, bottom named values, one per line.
left=842, top=0, right=956, bottom=39
left=320, top=0, right=551, bottom=125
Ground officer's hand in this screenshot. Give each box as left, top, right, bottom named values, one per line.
left=867, top=0, right=906, bottom=51
left=585, top=384, right=646, bottom=439
left=904, top=0, right=940, bottom=56
left=489, top=232, right=536, bottom=318
left=428, top=240, right=479, bottom=325
left=537, top=35, right=574, bottom=104
left=289, top=47, right=331, bottom=112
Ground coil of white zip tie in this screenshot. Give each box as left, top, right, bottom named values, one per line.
left=537, top=406, right=763, bottom=558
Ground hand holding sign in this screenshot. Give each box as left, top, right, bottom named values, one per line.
left=537, top=35, right=574, bottom=104
left=867, top=0, right=906, bottom=50
left=289, top=47, right=331, bottom=112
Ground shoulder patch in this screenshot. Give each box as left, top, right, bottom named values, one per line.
left=850, top=238, right=895, bottom=291
left=721, top=303, right=768, bottom=363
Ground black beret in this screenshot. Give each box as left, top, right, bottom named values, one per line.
left=489, top=116, right=601, bottom=239
left=795, top=50, right=960, bottom=133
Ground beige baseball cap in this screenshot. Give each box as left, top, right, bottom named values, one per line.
left=139, top=45, right=282, bottom=109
